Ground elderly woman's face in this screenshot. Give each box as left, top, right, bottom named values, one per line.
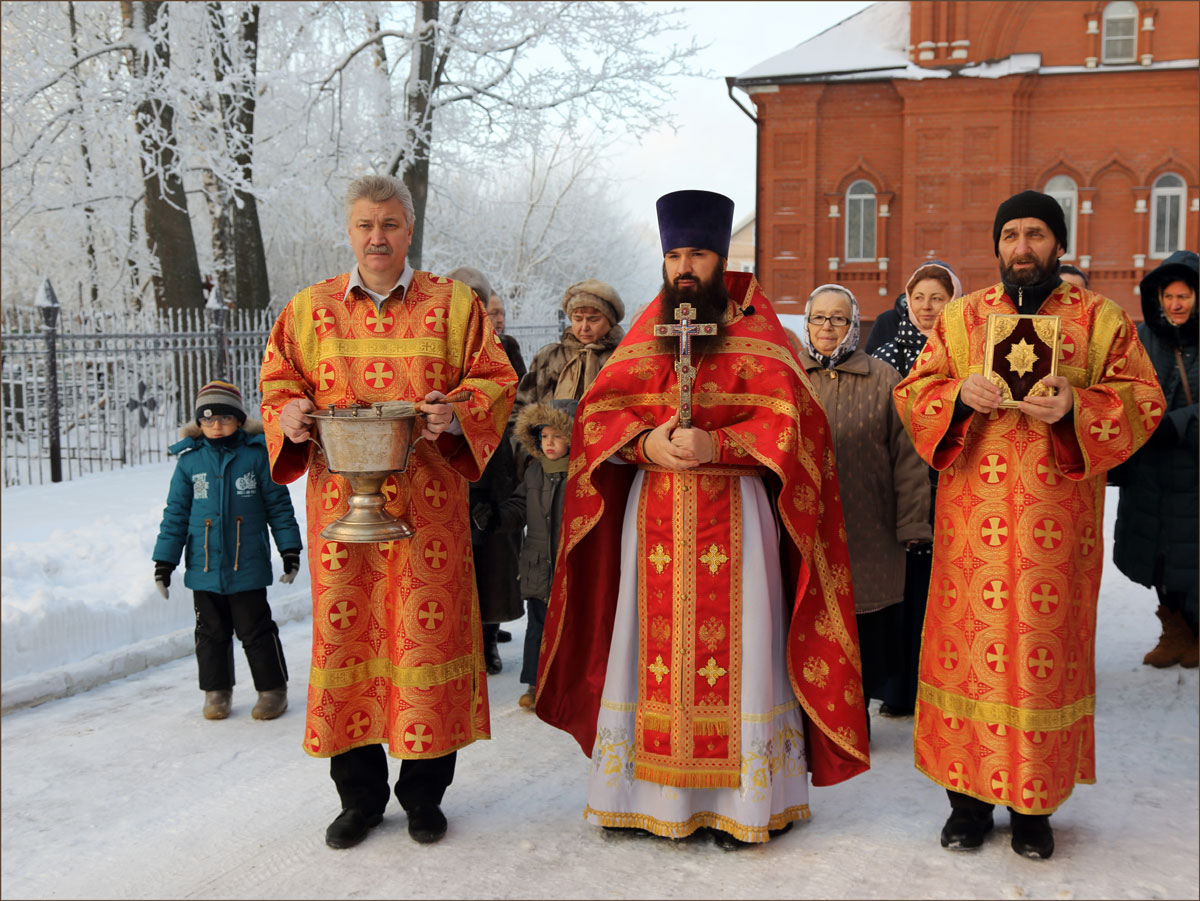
left=807, top=291, right=853, bottom=356
left=569, top=306, right=611, bottom=344
left=908, top=277, right=952, bottom=335
left=1161, top=279, right=1196, bottom=326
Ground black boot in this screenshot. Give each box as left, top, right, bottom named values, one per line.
left=483, top=623, right=502, bottom=675
left=1010, top=810, right=1054, bottom=859
left=406, top=803, right=448, bottom=844
left=941, top=791, right=994, bottom=850
left=325, top=808, right=383, bottom=849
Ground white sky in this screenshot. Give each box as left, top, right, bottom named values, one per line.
left=608, top=1, right=874, bottom=235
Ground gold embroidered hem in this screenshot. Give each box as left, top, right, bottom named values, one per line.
left=584, top=804, right=810, bottom=843
left=918, top=682, right=1096, bottom=732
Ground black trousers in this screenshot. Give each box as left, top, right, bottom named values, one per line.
left=330, top=744, right=456, bottom=816
left=193, top=588, right=287, bottom=692
left=947, top=788, right=1051, bottom=822
left=520, top=598, right=548, bottom=685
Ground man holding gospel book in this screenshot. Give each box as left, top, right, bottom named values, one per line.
left=893, top=190, right=1164, bottom=861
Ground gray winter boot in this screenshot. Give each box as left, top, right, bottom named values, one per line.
left=251, top=686, right=288, bottom=720
left=203, top=689, right=232, bottom=720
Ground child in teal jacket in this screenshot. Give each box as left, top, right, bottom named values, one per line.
left=152, top=380, right=302, bottom=721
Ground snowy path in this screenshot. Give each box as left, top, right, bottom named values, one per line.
left=1, top=575, right=1196, bottom=898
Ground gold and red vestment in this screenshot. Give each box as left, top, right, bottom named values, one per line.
left=895, top=282, right=1163, bottom=813
left=260, top=271, right=515, bottom=760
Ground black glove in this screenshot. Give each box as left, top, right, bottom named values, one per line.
left=471, top=501, right=494, bottom=533
left=279, top=549, right=302, bottom=584
left=154, top=560, right=176, bottom=599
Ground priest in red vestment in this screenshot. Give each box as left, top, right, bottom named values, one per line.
left=259, top=175, right=515, bottom=850
left=536, top=190, right=869, bottom=850
left=895, top=190, right=1164, bottom=860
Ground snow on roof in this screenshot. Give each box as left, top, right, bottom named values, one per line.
left=735, top=1, right=910, bottom=82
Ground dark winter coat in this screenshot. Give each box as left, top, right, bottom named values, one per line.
left=863, top=293, right=905, bottom=355
left=511, top=326, right=624, bottom=418
left=153, top=422, right=302, bottom=594
left=502, top=401, right=574, bottom=602
left=1112, top=250, right=1199, bottom=606
left=872, top=294, right=929, bottom=378
left=468, top=424, right=525, bottom=623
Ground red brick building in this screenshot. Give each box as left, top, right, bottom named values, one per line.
left=730, top=0, right=1200, bottom=319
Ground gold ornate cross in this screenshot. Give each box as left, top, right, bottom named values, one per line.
left=648, top=654, right=670, bottom=684
left=653, top=302, right=717, bottom=428
left=697, top=657, right=727, bottom=687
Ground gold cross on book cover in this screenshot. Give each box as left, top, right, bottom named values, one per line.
left=982, top=313, right=1061, bottom=409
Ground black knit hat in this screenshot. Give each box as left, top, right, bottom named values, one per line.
left=992, top=190, right=1068, bottom=257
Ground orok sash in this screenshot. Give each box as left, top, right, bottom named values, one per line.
left=635, top=465, right=745, bottom=789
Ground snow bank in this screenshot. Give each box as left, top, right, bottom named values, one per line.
left=1, top=461, right=311, bottom=710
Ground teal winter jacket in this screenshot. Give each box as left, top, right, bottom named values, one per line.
left=153, top=421, right=302, bottom=593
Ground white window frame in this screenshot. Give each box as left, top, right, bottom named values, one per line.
left=1102, top=1, right=1138, bottom=64
left=1149, top=173, right=1187, bottom=259
left=1044, top=175, right=1078, bottom=260
left=844, top=180, right=877, bottom=262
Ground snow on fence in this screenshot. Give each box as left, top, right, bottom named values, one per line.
left=1, top=289, right=273, bottom=487
left=1, top=289, right=562, bottom=488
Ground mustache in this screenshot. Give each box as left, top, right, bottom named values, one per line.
left=366, top=245, right=391, bottom=254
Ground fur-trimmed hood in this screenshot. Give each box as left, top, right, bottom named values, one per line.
left=515, top=400, right=576, bottom=458
left=178, top=418, right=264, bottom=439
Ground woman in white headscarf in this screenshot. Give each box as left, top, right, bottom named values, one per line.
left=796, top=284, right=931, bottom=730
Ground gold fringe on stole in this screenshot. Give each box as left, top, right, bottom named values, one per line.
left=642, top=711, right=672, bottom=733
left=634, top=762, right=741, bottom=790
left=693, top=718, right=731, bottom=736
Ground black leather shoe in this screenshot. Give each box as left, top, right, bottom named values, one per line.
left=496, top=629, right=513, bottom=643
left=325, top=808, right=383, bottom=849
left=712, top=829, right=751, bottom=851
left=939, top=808, right=994, bottom=850
left=1010, top=811, right=1054, bottom=859
left=407, top=804, right=448, bottom=844
left=602, top=825, right=654, bottom=838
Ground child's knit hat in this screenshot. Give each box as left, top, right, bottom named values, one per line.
left=195, top=379, right=247, bottom=424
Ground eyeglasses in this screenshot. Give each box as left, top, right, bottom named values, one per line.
left=200, top=414, right=238, bottom=425
left=809, top=314, right=851, bottom=328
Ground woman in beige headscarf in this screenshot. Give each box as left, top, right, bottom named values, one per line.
left=512, top=279, right=625, bottom=418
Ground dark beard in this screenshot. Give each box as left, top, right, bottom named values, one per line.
left=1000, top=249, right=1058, bottom=287
left=657, top=262, right=728, bottom=357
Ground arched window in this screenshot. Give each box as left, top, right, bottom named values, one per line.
left=844, top=180, right=876, bottom=262
left=1044, top=175, right=1078, bottom=259
left=1102, top=1, right=1138, bottom=64
left=1150, top=173, right=1186, bottom=258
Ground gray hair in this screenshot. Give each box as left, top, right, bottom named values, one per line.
left=445, top=266, right=493, bottom=305
left=344, top=175, right=414, bottom=227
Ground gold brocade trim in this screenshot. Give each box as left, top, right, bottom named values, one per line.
left=693, top=719, right=730, bottom=736
left=600, top=698, right=801, bottom=722
left=634, top=761, right=741, bottom=789
left=1086, top=294, right=1125, bottom=386
left=637, top=462, right=767, bottom=477
left=318, top=337, right=449, bottom=358
left=583, top=804, right=810, bottom=843
left=445, top=279, right=472, bottom=370
left=713, top=336, right=805, bottom=379
left=293, top=286, right=320, bottom=376
left=917, top=682, right=1096, bottom=731
left=309, top=653, right=475, bottom=689
left=643, top=711, right=672, bottom=732
left=943, top=295, right=972, bottom=379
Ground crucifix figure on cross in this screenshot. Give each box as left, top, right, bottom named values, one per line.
left=653, top=302, right=717, bottom=428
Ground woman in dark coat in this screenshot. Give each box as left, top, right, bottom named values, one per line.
left=1112, top=250, right=1198, bottom=668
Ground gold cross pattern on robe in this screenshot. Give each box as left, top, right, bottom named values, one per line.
left=653, top=302, right=718, bottom=428
left=648, top=654, right=670, bottom=684
left=699, top=543, right=729, bottom=574
left=697, top=656, right=727, bottom=687
left=648, top=542, right=672, bottom=574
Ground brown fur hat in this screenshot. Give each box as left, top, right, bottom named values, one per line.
left=515, top=399, right=576, bottom=458
left=561, top=279, right=624, bottom=326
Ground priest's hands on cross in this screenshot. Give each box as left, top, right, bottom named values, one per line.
left=643, top=412, right=713, bottom=470
left=1018, top=375, right=1073, bottom=423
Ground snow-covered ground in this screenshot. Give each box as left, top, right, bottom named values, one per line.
left=1, top=468, right=1197, bottom=899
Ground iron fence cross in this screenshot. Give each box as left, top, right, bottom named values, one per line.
left=653, top=302, right=717, bottom=428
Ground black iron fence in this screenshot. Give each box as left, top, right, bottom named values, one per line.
left=1, top=283, right=562, bottom=487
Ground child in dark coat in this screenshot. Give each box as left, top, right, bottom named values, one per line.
left=510, top=399, right=575, bottom=710
left=152, top=380, right=303, bottom=721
